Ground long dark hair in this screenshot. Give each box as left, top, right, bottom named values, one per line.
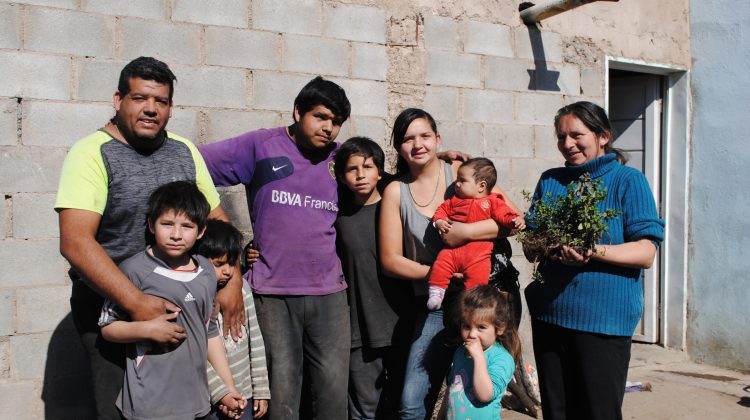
left=554, top=101, right=627, bottom=164
left=458, top=285, right=521, bottom=367
left=390, top=108, right=438, bottom=175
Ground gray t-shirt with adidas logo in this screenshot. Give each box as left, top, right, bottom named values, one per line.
left=99, top=249, right=219, bottom=420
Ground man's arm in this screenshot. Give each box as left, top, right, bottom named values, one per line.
left=59, top=208, right=179, bottom=320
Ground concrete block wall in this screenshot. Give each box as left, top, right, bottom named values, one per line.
left=0, top=0, right=689, bottom=415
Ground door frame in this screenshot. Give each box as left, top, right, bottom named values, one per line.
left=605, top=56, right=691, bottom=349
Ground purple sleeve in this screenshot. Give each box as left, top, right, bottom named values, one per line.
left=198, top=133, right=258, bottom=187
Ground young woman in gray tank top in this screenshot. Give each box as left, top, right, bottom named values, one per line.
left=379, top=108, right=520, bottom=419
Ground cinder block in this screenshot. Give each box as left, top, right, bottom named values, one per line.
left=534, top=125, right=564, bottom=159
left=515, top=93, right=562, bottom=125
left=121, top=19, right=201, bottom=66
left=283, top=35, right=348, bottom=77
left=486, top=57, right=535, bottom=92
left=423, top=15, right=457, bottom=51
left=0, top=3, right=20, bottom=49
left=422, top=86, right=458, bottom=123
left=387, top=46, right=425, bottom=86
left=206, top=109, right=281, bottom=142
left=0, top=196, right=6, bottom=238
left=10, top=332, right=52, bottom=379
left=12, top=193, right=58, bottom=239
left=323, top=4, right=385, bottom=44
left=0, top=380, right=41, bottom=418
left=486, top=158, right=511, bottom=195
left=438, top=122, right=483, bottom=158
left=463, top=89, right=514, bottom=124
left=0, top=240, right=66, bottom=287
left=0, top=98, right=18, bottom=146
left=82, top=0, right=167, bottom=19
left=76, top=59, right=126, bottom=102
left=26, top=8, right=113, bottom=57
left=535, top=63, right=580, bottom=96
left=171, top=65, right=247, bottom=108
left=0, top=338, right=10, bottom=378
left=510, top=157, right=559, bottom=192
left=464, top=21, right=513, bottom=57
left=253, top=0, right=321, bottom=36
left=484, top=124, right=534, bottom=158
left=218, top=190, right=252, bottom=237
left=0, top=290, right=12, bottom=336
left=515, top=28, right=562, bottom=63
left=0, top=53, right=71, bottom=100
left=580, top=66, right=603, bottom=97
left=351, top=43, right=388, bottom=81
left=22, top=101, right=112, bottom=147
left=0, top=147, right=68, bottom=192
left=172, top=0, right=249, bottom=28
left=206, top=27, right=279, bottom=70
left=252, top=72, right=315, bottom=112
left=16, top=286, right=71, bottom=333
left=331, top=78, right=386, bottom=118
left=11, top=0, right=76, bottom=9
left=166, top=107, right=199, bottom=145
left=426, top=51, right=480, bottom=88
left=348, top=116, right=387, bottom=147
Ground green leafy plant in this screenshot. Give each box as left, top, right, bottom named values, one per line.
left=517, top=173, right=620, bottom=281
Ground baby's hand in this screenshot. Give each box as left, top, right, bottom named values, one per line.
left=435, top=219, right=452, bottom=234
left=512, top=216, right=526, bottom=231
left=219, top=390, right=247, bottom=419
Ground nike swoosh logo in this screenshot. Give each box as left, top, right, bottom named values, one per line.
left=272, top=165, right=287, bottom=172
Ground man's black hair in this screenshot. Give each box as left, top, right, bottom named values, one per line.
left=294, top=76, right=351, bottom=123
left=195, top=219, right=243, bottom=265
left=118, top=56, right=177, bottom=101
left=146, top=181, right=209, bottom=235
left=333, top=136, right=385, bottom=182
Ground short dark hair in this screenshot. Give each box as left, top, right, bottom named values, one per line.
left=118, top=56, right=177, bottom=101
left=146, top=181, right=209, bottom=235
left=333, top=136, right=385, bottom=182
left=391, top=108, right=438, bottom=175
left=294, top=76, right=351, bottom=123
left=195, top=219, right=243, bottom=265
left=461, top=157, right=497, bottom=190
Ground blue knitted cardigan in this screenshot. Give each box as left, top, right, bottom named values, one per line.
left=524, top=154, right=665, bottom=336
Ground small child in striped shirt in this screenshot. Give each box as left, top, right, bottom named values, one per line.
left=197, top=219, right=270, bottom=419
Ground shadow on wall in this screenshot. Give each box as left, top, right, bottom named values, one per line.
left=525, top=25, right=561, bottom=92
left=41, top=313, right=96, bottom=419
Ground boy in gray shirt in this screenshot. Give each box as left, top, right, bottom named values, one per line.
left=99, top=181, right=246, bottom=420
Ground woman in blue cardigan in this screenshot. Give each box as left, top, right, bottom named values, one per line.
left=524, top=101, right=664, bottom=420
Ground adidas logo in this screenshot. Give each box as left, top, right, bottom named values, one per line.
left=184, top=292, right=195, bottom=302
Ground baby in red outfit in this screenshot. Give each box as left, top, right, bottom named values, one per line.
left=428, top=158, right=525, bottom=310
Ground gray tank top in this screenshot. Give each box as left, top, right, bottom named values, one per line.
left=399, top=162, right=455, bottom=295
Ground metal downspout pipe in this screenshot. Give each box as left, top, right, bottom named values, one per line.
left=520, top=0, right=620, bottom=24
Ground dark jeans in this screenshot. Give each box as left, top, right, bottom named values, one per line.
left=531, top=319, right=631, bottom=420
left=70, top=281, right=125, bottom=420
left=254, top=291, right=350, bottom=420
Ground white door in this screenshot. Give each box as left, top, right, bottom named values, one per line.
left=608, top=71, right=663, bottom=343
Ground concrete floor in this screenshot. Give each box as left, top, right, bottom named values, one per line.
left=503, top=343, right=750, bottom=420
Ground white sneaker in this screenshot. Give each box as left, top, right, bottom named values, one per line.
left=426, top=286, right=445, bottom=310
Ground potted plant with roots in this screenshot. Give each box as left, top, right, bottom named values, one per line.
left=517, top=173, right=620, bottom=282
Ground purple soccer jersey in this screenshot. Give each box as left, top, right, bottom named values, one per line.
left=199, top=127, right=346, bottom=296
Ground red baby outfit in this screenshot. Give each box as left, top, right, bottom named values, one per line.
left=429, top=193, right=518, bottom=291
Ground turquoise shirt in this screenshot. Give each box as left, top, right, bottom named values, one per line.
left=447, top=343, right=514, bottom=420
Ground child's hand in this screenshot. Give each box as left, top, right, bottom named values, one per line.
left=144, top=311, right=186, bottom=346
left=219, top=390, right=247, bottom=419
left=464, top=336, right=485, bottom=359
left=253, top=399, right=269, bottom=418
left=435, top=219, right=452, bottom=235
left=512, top=216, right=526, bottom=231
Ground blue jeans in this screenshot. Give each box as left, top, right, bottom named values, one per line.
left=399, top=309, right=455, bottom=420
